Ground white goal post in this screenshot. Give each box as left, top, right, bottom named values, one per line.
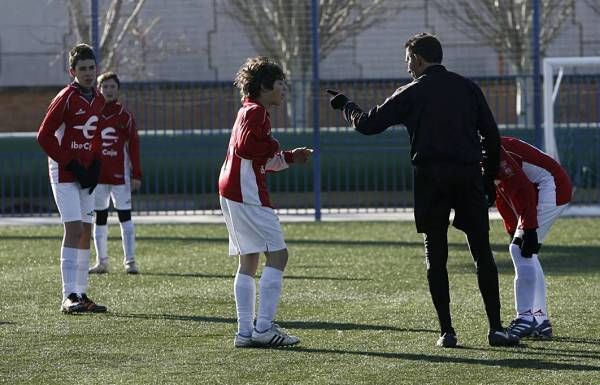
left=543, top=56, right=600, bottom=162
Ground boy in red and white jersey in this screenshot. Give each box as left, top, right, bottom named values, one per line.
left=219, top=56, right=312, bottom=348
left=89, top=72, right=143, bottom=275
left=494, top=136, right=572, bottom=339
left=36, top=43, right=107, bottom=313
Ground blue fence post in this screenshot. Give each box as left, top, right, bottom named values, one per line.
left=311, top=0, right=321, bottom=221
left=90, top=0, right=101, bottom=64
left=532, top=0, right=542, bottom=148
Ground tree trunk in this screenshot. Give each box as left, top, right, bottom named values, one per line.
left=515, top=75, right=534, bottom=128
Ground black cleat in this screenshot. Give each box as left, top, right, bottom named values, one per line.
left=61, top=293, right=85, bottom=314
left=80, top=293, right=107, bottom=313
left=488, top=329, right=520, bottom=346
left=436, top=332, right=458, bottom=348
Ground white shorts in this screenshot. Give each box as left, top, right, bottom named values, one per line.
left=515, top=203, right=568, bottom=243
left=219, top=196, right=287, bottom=256
left=94, top=183, right=132, bottom=211
left=51, top=182, right=95, bottom=223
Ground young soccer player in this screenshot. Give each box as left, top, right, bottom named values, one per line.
left=89, top=71, right=143, bottom=275
left=36, top=43, right=107, bottom=313
left=218, top=56, right=312, bottom=348
left=494, top=136, right=572, bottom=339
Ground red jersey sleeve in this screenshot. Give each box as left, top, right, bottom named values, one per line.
left=36, top=88, right=73, bottom=165
left=128, top=112, right=143, bottom=179
left=495, top=193, right=518, bottom=236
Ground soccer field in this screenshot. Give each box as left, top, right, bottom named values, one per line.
left=1, top=218, right=599, bottom=385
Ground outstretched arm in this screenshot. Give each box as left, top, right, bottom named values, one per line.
left=326, top=89, right=406, bottom=135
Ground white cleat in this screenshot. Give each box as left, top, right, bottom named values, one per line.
left=124, top=261, right=139, bottom=274
left=251, top=324, right=300, bottom=347
left=89, top=262, right=109, bottom=274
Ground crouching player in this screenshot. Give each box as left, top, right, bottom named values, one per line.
left=492, top=136, right=572, bottom=339
left=218, top=56, right=312, bottom=348
left=89, top=72, right=143, bottom=275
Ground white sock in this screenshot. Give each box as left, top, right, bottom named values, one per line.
left=532, top=254, right=548, bottom=322
left=94, top=224, right=109, bottom=265
left=234, top=273, right=256, bottom=337
left=76, top=248, right=90, bottom=295
left=120, top=220, right=136, bottom=264
left=510, top=243, right=535, bottom=321
left=256, top=266, right=284, bottom=333
left=60, top=247, right=78, bottom=299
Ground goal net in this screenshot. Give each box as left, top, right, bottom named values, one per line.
left=543, top=57, right=600, bottom=204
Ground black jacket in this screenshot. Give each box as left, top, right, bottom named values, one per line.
left=342, top=65, right=500, bottom=178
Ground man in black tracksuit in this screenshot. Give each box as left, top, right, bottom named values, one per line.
left=327, top=33, right=519, bottom=347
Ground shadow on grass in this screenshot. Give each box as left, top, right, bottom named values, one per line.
left=287, top=347, right=600, bottom=371
left=0, top=321, right=15, bottom=326
left=110, top=313, right=436, bottom=333
left=140, top=271, right=369, bottom=281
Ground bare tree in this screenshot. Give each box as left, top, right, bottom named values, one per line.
left=433, top=0, right=575, bottom=125
left=224, top=0, right=407, bottom=128
left=66, top=0, right=160, bottom=79
left=584, top=0, right=600, bottom=14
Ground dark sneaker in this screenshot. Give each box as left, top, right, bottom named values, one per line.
left=80, top=294, right=107, bottom=313
left=436, top=332, right=458, bottom=348
left=488, top=329, right=520, bottom=346
left=532, top=319, right=553, bottom=340
left=507, top=317, right=537, bottom=338
left=61, top=293, right=85, bottom=313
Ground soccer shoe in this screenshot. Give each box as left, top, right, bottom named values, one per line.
left=60, top=293, right=85, bottom=313
left=79, top=293, right=107, bottom=313
left=251, top=324, right=300, bottom=347
left=124, top=261, right=139, bottom=274
left=532, top=319, right=553, bottom=340
left=436, top=332, right=458, bottom=348
left=507, top=317, right=537, bottom=338
left=89, top=262, right=109, bottom=274
left=488, top=329, right=520, bottom=346
left=234, top=333, right=254, bottom=348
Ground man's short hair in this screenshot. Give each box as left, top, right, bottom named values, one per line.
left=405, top=33, right=443, bottom=64
left=69, top=43, right=96, bottom=69
left=97, top=71, right=120, bottom=88
left=234, top=56, right=285, bottom=101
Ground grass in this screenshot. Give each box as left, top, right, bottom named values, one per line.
left=1, top=218, right=599, bottom=384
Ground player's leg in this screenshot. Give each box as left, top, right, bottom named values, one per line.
left=52, top=182, right=86, bottom=313
left=91, top=184, right=111, bottom=273
left=77, top=187, right=106, bottom=313
left=235, top=253, right=259, bottom=346
left=113, top=183, right=137, bottom=274
left=506, top=235, right=538, bottom=337
left=220, top=196, right=261, bottom=347
left=530, top=203, right=568, bottom=338
left=423, top=227, right=456, bottom=347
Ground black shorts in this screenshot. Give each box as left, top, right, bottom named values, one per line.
left=413, top=163, right=490, bottom=234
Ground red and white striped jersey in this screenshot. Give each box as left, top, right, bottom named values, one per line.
left=218, top=99, right=294, bottom=208
left=97, top=101, right=142, bottom=185
left=37, top=83, right=105, bottom=183
left=495, top=136, right=572, bottom=235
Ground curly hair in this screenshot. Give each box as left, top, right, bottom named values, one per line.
left=234, top=56, right=285, bottom=101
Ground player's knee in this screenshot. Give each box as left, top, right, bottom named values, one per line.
left=95, top=209, right=109, bottom=225
left=117, top=209, right=131, bottom=223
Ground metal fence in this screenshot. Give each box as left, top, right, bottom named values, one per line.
left=1, top=1, right=599, bottom=217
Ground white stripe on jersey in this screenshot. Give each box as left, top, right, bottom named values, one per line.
left=522, top=161, right=557, bottom=206
left=239, top=158, right=261, bottom=205
left=49, top=123, right=66, bottom=184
